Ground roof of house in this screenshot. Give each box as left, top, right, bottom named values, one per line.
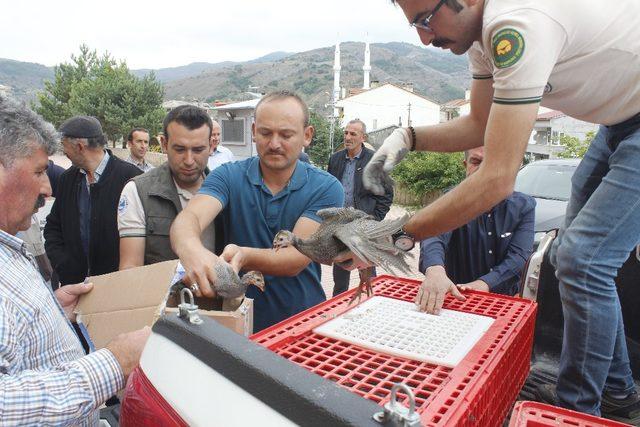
left=213, top=98, right=261, bottom=111
left=537, top=110, right=565, bottom=120
left=443, top=98, right=470, bottom=109
left=336, top=82, right=439, bottom=106
left=162, top=100, right=214, bottom=110
left=367, top=124, right=399, bottom=134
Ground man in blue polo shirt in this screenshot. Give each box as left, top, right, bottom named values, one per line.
left=170, top=91, right=344, bottom=331
left=417, top=146, right=535, bottom=309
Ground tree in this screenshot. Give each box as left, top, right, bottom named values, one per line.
left=35, top=45, right=165, bottom=145
left=557, top=131, right=594, bottom=159
left=391, top=151, right=466, bottom=197
left=307, top=112, right=343, bottom=168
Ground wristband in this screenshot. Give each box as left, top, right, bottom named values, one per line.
left=408, top=126, right=417, bottom=151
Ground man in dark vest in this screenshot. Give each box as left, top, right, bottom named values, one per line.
left=117, top=105, right=217, bottom=268
left=327, top=119, right=394, bottom=296
left=44, top=116, right=142, bottom=285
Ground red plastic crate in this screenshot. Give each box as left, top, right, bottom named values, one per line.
left=509, top=401, right=631, bottom=426
left=251, top=275, right=538, bottom=426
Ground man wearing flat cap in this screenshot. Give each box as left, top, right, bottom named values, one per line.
left=44, top=116, right=142, bottom=286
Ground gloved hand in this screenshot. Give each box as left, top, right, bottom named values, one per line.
left=363, top=127, right=411, bottom=195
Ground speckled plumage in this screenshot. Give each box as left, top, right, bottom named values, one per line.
left=273, top=208, right=413, bottom=303
left=213, top=263, right=265, bottom=299
left=276, top=207, right=412, bottom=274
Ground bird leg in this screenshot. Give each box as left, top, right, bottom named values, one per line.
left=348, top=267, right=374, bottom=306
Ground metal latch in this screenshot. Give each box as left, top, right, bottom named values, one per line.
left=177, top=288, right=203, bottom=325
left=373, top=383, right=421, bottom=426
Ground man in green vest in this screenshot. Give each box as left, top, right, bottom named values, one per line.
left=117, top=105, right=217, bottom=268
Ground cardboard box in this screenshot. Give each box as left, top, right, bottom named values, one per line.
left=75, top=260, right=253, bottom=349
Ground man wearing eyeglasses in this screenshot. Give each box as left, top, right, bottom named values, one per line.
left=358, top=0, right=640, bottom=421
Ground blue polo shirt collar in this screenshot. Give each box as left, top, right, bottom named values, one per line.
left=246, top=157, right=308, bottom=193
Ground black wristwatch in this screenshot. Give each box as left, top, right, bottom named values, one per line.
left=393, top=228, right=415, bottom=251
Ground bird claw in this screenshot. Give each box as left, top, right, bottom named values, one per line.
left=347, top=280, right=373, bottom=306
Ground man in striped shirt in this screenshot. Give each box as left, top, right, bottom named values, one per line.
left=0, top=95, right=150, bottom=425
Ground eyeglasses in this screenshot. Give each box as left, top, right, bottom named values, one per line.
left=410, top=0, right=447, bottom=32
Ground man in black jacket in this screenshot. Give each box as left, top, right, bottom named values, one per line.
left=44, top=116, right=142, bottom=286
left=327, top=119, right=394, bottom=296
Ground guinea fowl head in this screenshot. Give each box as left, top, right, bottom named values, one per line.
left=272, top=230, right=296, bottom=251
left=242, top=271, right=266, bottom=292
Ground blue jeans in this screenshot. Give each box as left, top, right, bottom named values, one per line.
left=550, top=125, right=640, bottom=415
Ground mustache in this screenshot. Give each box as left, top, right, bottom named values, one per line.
left=34, top=194, right=46, bottom=210
left=265, top=150, right=285, bottom=156
left=432, top=38, right=453, bottom=47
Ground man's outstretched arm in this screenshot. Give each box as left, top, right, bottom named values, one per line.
left=403, top=102, right=539, bottom=240
left=170, top=193, right=223, bottom=297
left=222, top=217, right=320, bottom=276
left=363, top=78, right=495, bottom=197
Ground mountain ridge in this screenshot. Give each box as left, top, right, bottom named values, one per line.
left=0, top=42, right=470, bottom=111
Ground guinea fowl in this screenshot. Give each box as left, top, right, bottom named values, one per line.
left=173, top=263, right=265, bottom=299
left=273, top=207, right=412, bottom=304
left=212, top=263, right=265, bottom=299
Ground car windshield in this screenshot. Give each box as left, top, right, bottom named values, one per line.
left=514, top=162, right=577, bottom=201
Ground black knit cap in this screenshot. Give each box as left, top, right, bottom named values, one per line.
left=59, top=115, right=103, bottom=138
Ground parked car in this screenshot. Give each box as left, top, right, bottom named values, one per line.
left=514, top=158, right=580, bottom=248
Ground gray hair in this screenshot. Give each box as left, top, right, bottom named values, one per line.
left=347, top=119, right=367, bottom=135
left=0, top=95, right=58, bottom=167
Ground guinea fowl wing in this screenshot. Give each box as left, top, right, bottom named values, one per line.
left=332, top=214, right=413, bottom=276
left=316, top=207, right=372, bottom=223
left=298, top=220, right=348, bottom=265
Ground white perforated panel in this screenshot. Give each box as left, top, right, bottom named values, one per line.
left=313, top=296, right=494, bottom=367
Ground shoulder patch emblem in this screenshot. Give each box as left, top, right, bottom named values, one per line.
left=118, top=196, right=128, bottom=214
left=492, top=28, right=525, bottom=69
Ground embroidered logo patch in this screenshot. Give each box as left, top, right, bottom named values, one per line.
left=492, top=28, right=524, bottom=68
left=118, top=196, right=128, bottom=214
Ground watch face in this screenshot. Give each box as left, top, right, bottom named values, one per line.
left=395, top=235, right=415, bottom=251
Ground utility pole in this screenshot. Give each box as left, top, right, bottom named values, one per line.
left=407, top=102, right=412, bottom=127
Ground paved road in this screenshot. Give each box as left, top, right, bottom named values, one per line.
left=319, top=205, right=424, bottom=298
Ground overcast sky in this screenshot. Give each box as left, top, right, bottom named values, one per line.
left=2, top=0, right=425, bottom=69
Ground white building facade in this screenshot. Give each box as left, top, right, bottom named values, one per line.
left=527, top=110, right=599, bottom=160
left=212, top=99, right=260, bottom=160
left=335, top=83, right=441, bottom=132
